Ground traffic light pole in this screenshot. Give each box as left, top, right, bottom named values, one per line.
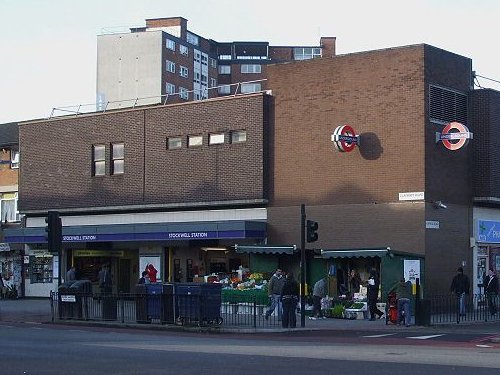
left=300, top=203, right=306, bottom=328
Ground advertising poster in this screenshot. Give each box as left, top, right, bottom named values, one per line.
left=139, top=256, right=161, bottom=282
left=404, top=259, right=420, bottom=284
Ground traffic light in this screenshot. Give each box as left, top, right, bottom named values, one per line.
left=45, top=211, right=62, bottom=254
left=306, top=220, right=319, bottom=243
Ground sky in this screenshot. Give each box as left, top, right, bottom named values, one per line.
left=0, top=0, right=499, bottom=123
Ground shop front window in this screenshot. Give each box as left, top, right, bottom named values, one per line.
left=29, top=255, right=53, bottom=284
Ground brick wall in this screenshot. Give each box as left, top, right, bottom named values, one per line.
left=19, top=94, right=269, bottom=211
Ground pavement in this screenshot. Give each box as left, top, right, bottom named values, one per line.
left=1, top=298, right=500, bottom=342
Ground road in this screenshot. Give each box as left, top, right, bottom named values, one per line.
left=1, top=321, right=499, bottom=374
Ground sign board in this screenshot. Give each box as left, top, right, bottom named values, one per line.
left=425, top=221, right=440, bottom=229
left=399, top=192, right=424, bottom=201
left=404, top=259, right=421, bottom=285
left=435, top=122, right=473, bottom=151
left=478, top=220, right=500, bottom=243
left=140, top=256, right=161, bottom=282
left=61, top=295, right=76, bottom=302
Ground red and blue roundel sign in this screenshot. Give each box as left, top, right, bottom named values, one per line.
left=436, top=122, right=473, bottom=151
left=331, top=125, right=359, bottom=152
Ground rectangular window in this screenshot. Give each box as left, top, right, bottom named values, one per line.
left=111, top=142, right=124, bottom=175
left=0, top=192, right=19, bottom=222
left=188, top=135, right=203, bottom=147
left=209, top=133, right=225, bottom=145
left=209, top=58, right=217, bottom=69
left=166, top=82, right=176, bottom=94
left=92, top=144, right=105, bottom=176
left=231, top=130, right=247, bottom=143
left=194, top=50, right=201, bottom=63
left=10, top=149, right=19, bottom=169
left=293, top=47, right=322, bottom=60
left=166, top=60, right=176, bottom=73
left=179, top=87, right=189, bottom=100
left=218, top=85, right=231, bottom=95
left=166, top=39, right=176, bottom=51
left=167, top=137, right=182, bottom=150
left=240, top=83, right=261, bottom=93
left=241, top=64, right=262, bottom=74
left=179, top=66, right=189, bottom=78
left=186, top=32, right=199, bottom=46
left=219, top=65, right=231, bottom=74
left=180, top=45, right=189, bottom=56
left=210, top=78, right=217, bottom=88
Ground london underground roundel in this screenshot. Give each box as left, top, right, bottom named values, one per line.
left=331, top=125, right=359, bottom=152
left=436, top=122, right=473, bottom=151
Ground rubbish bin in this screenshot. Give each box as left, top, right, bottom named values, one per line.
left=175, top=283, right=222, bottom=325
left=146, top=283, right=163, bottom=321
left=68, top=280, right=92, bottom=319
left=58, top=281, right=76, bottom=319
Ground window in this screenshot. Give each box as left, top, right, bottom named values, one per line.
left=188, top=135, right=203, bottom=147
left=166, top=39, right=176, bottom=51
left=10, top=149, right=19, bottom=169
left=201, top=54, right=208, bottom=65
left=166, top=60, right=176, bottom=73
left=194, top=50, right=201, bottom=63
left=0, top=192, right=19, bottom=222
left=180, top=45, right=189, bottom=56
left=294, top=47, right=322, bottom=60
left=241, top=64, right=262, bottom=74
left=210, top=78, right=217, bottom=88
left=219, top=65, right=231, bottom=74
left=429, top=85, right=468, bottom=125
left=240, top=83, right=261, bottom=93
left=111, top=142, right=124, bottom=175
left=179, top=87, right=189, bottom=100
left=179, top=66, right=189, bottom=78
left=186, top=32, right=199, bottom=46
left=209, top=58, right=217, bottom=69
left=166, top=82, right=176, bottom=94
left=209, top=133, right=225, bottom=145
left=231, top=130, right=247, bottom=143
left=167, top=137, right=182, bottom=150
left=29, top=255, right=53, bottom=284
left=92, top=144, right=105, bottom=176
left=218, top=85, right=231, bottom=95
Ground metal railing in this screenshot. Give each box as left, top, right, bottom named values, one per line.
left=49, top=79, right=269, bottom=118
left=50, top=291, right=282, bottom=328
left=426, top=293, right=500, bottom=325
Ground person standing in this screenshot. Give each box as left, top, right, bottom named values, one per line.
left=349, top=269, right=362, bottom=294
left=367, top=269, right=384, bottom=321
left=389, top=277, right=413, bottom=326
left=310, top=277, right=327, bottom=320
left=146, top=264, right=158, bottom=283
left=138, top=270, right=150, bottom=285
left=281, top=272, right=299, bottom=328
left=450, top=267, right=470, bottom=317
left=98, top=264, right=112, bottom=296
left=484, top=268, right=498, bottom=316
left=265, top=269, right=285, bottom=320
left=66, top=266, right=76, bottom=282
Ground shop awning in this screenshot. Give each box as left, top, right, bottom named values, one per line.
left=321, top=247, right=392, bottom=259
left=234, top=244, right=297, bottom=254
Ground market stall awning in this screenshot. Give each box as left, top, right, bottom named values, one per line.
left=321, top=247, right=391, bottom=259
left=234, top=244, right=297, bottom=254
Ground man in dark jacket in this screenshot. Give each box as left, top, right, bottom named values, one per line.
left=484, top=268, right=498, bottom=316
left=280, top=272, right=299, bottom=328
left=389, top=277, right=413, bottom=326
left=450, top=267, right=470, bottom=316
left=367, top=269, right=384, bottom=321
left=265, top=269, right=285, bottom=320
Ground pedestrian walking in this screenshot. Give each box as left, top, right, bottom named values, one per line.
left=265, top=268, right=285, bottom=320
left=98, top=264, right=112, bottom=296
left=450, top=267, right=470, bottom=317
left=367, top=269, right=384, bottom=321
left=484, top=268, right=498, bottom=316
left=310, top=277, right=327, bottom=320
left=281, top=272, right=299, bottom=328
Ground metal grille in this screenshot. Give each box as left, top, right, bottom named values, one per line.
left=429, top=85, right=468, bottom=125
